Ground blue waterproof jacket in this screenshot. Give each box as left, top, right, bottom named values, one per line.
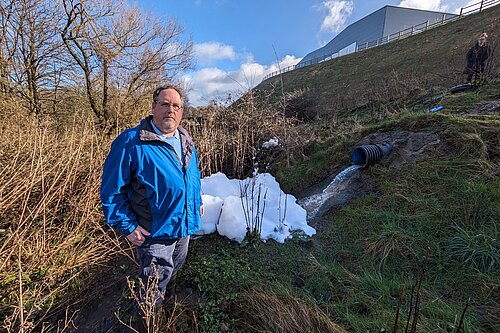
left=100, top=116, right=202, bottom=239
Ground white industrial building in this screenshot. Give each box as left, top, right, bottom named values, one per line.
left=297, top=5, right=457, bottom=67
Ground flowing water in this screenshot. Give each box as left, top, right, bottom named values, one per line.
left=298, top=165, right=361, bottom=220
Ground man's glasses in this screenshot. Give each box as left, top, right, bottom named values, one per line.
left=156, top=102, right=183, bottom=111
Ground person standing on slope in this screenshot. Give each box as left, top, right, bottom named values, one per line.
left=463, top=32, right=492, bottom=84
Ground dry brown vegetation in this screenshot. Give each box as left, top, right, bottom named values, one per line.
left=231, top=288, right=348, bottom=333
left=0, top=98, right=125, bottom=331
left=0, top=75, right=297, bottom=333
left=184, top=91, right=296, bottom=178
left=0, top=1, right=195, bottom=327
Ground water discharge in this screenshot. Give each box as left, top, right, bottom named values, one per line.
left=298, top=165, right=361, bottom=220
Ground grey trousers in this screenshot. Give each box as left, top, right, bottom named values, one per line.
left=136, top=235, right=190, bottom=304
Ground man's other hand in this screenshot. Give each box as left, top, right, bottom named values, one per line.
left=126, top=225, right=151, bottom=246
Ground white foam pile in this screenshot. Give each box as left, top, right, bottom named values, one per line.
left=199, top=172, right=315, bottom=243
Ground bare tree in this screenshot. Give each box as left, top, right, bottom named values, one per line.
left=0, top=0, right=191, bottom=122
left=61, top=0, right=109, bottom=124
left=0, top=0, right=65, bottom=115
left=61, top=0, right=192, bottom=127
left=118, top=14, right=193, bottom=111
left=17, top=0, right=63, bottom=115
left=0, top=0, right=19, bottom=94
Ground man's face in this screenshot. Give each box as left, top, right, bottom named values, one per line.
left=151, top=88, right=184, bottom=135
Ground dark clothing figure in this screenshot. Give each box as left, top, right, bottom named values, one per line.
left=464, top=33, right=492, bottom=84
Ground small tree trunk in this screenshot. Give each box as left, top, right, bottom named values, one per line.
left=102, top=57, right=109, bottom=123
left=28, top=28, right=41, bottom=115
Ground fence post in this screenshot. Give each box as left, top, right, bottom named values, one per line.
left=441, top=14, right=445, bottom=24
left=459, top=7, right=463, bottom=16
left=365, top=41, right=368, bottom=49
left=425, top=20, right=429, bottom=30
left=411, top=26, right=414, bottom=35
left=480, top=0, right=483, bottom=12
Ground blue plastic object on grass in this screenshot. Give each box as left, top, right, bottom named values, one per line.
left=429, top=105, right=444, bottom=112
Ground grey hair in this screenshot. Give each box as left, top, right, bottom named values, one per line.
left=152, top=85, right=186, bottom=105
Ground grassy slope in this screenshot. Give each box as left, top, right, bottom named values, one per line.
left=262, top=5, right=500, bottom=194
left=256, top=5, right=499, bottom=111
left=180, top=6, right=500, bottom=333
left=184, top=89, right=500, bottom=333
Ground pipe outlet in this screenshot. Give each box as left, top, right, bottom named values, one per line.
left=351, top=143, right=393, bottom=168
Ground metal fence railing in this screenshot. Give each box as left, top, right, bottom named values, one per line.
left=262, top=0, right=499, bottom=81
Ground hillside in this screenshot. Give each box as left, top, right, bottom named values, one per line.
left=255, top=4, right=499, bottom=120
left=186, top=87, right=500, bottom=332
left=174, top=5, right=500, bottom=333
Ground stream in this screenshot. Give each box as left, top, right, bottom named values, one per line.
left=298, top=165, right=362, bottom=220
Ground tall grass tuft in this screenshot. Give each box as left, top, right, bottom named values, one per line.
left=365, top=223, right=416, bottom=266
left=231, top=287, right=348, bottom=333
left=446, top=225, right=499, bottom=273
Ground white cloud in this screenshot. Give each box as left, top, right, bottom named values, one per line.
left=398, top=0, right=445, bottom=11
left=398, top=0, right=485, bottom=14
left=183, top=55, right=301, bottom=106
left=193, top=42, right=236, bottom=64
left=319, top=1, right=354, bottom=34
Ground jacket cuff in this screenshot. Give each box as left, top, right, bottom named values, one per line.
left=121, top=222, right=138, bottom=236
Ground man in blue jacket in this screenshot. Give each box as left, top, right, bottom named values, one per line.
left=100, top=85, right=203, bottom=305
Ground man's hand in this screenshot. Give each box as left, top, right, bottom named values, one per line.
left=126, top=225, right=150, bottom=246
left=200, top=205, right=205, bottom=217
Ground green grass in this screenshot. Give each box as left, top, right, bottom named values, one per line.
left=127, top=8, right=500, bottom=333
left=181, top=77, right=500, bottom=330
left=184, top=154, right=499, bottom=330
left=256, top=5, right=500, bottom=115
left=446, top=225, right=499, bottom=273
left=274, top=136, right=356, bottom=193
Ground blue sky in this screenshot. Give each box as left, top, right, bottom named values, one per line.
left=132, top=0, right=478, bottom=105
